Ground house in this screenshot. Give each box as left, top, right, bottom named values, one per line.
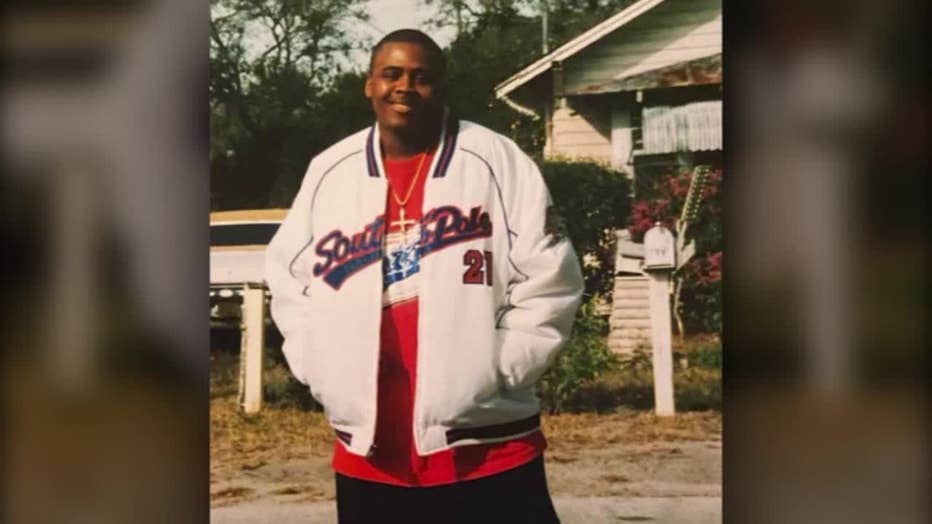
left=495, top=0, right=721, bottom=191
left=495, top=0, right=721, bottom=353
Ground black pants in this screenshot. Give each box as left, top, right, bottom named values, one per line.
left=335, top=456, right=561, bottom=524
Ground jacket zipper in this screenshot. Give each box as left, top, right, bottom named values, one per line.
left=413, top=115, right=451, bottom=456
left=369, top=174, right=387, bottom=459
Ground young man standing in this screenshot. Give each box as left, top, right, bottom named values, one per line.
left=266, top=30, right=582, bottom=523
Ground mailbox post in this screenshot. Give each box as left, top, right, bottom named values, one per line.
left=643, top=222, right=676, bottom=416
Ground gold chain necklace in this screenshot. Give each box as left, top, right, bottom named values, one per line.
left=387, top=151, right=428, bottom=236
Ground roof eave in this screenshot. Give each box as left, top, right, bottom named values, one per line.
left=494, top=0, right=667, bottom=99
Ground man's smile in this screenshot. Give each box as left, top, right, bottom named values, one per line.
left=388, top=101, right=417, bottom=114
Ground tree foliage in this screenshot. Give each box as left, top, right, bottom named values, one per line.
left=423, top=1, right=544, bottom=152
left=210, top=1, right=643, bottom=210
left=540, top=160, right=633, bottom=298
left=422, top=1, right=637, bottom=50
left=210, top=0, right=371, bottom=210
left=543, top=1, right=638, bottom=50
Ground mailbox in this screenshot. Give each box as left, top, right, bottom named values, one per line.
left=644, top=222, right=676, bottom=270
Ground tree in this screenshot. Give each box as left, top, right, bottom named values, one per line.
left=417, top=1, right=543, bottom=153
left=543, top=1, right=637, bottom=50
left=209, top=1, right=643, bottom=209
left=421, top=1, right=535, bottom=38
left=210, top=0, right=370, bottom=210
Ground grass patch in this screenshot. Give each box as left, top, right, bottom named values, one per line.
left=209, top=334, right=721, bottom=418
left=262, top=363, right=321, bottom=411
left=210, top=394, right=333, bottom=476
left=211, top=396, right=721, bottom=474
left=209, top=352, right=240, bottom=400
left=209, top=334, right=721, bottom=475
left=541, top=410, right=721, bottom=450
left=210, top=348, right=322, bottom=410
left=210, top=352, right=331, bottom=479
left=563, top=335, right=721, bottom=413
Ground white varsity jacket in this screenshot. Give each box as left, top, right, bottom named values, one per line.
left=265, top=114, right=583, bottom=457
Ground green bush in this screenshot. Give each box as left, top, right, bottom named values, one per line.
left=537, top=300, right=617, bottom=414
left=557, top=348, right=651, bottom=412
left=540, top=159, right=633, bottom=298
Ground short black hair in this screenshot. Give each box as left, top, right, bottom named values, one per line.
left=368, top=29, right=446, bottom=77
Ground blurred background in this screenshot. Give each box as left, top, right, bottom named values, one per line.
left=1, top=0, right=928, bottom=523
left=2, top=0, right=208, bottom=522
left=726, top=0, right=929, bottom=522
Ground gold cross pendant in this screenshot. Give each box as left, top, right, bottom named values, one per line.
left=390, top=207, right=417, bottom=236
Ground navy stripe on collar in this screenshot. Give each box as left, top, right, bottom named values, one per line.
left=433, top=116, right=459, bottom=178
left=364, top=114, right=460, bottom=179
left=365, top=127, right=379, bottom=178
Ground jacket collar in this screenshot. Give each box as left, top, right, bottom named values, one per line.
left=366, top=109, right=459, bottom=179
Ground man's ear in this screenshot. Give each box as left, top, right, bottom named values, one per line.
left=364, top=75, right=373, bottom=99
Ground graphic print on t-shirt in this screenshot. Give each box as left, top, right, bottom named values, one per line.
left=381, top=226, right=422, bottom=307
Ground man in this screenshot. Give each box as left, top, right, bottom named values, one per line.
left=266, top=29, right=583, bottom=523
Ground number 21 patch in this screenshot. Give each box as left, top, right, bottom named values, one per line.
left=462, top=249, right=493, bottom=286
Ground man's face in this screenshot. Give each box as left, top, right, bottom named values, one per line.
left=365, top=42, right=444, bottom=133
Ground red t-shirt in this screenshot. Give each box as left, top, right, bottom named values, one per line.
left=331, top=148, right=546, bottom=487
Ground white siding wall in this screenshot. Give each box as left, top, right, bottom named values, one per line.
left=610, top=107, right=635, bottom=174
left=548, top=99, right=613, bottom=164
left=608, top=276, right=652, bottom=354
left=564, top=0, right=721, bottom=94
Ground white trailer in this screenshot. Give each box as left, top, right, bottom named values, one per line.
left=210, top=209, right=287, bottom=413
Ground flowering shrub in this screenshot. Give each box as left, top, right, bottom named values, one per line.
left=628, top=167, right=722, bottom=334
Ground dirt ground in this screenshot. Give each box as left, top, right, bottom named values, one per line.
left=210, top=395, right=721, bottom=509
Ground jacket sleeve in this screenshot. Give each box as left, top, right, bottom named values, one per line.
left=265, top=166, right=317, bottom=385
left=496, top=152, right=584, bottom=391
